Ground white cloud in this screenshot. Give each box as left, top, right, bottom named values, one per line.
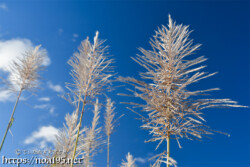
left=135, top=153, right=154, bottom=164
left=0, top=3, right=7, bottom=11
left=24, top=125, right=59, bottom=149
left=0, top=39, right=51, bottom=102
left=34, top=104, right=50, bottom=109
left=47, top=81, right=64, bottom=93
left=58, top=28, right=63, bottom=35
left=0, top=89, right=30, bottom=102
left=0, top=39, right=32, bottom=72
left=0, top=90, right=15, bottom=102
left=135, top=157, right=147, bottom=164
left=49, top=106, right=55, bottom=114
left=73, top=33, right=78, bottom=38
left=38, top=97, right=50, bottom=102
left=0, top=38, right=50, bottom=72
left=72, top=33, right=79, bottom=42
left=34, top=103, right=56, bottom=115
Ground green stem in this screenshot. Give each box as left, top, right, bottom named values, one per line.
left=71, top=94, right=87, bottom=167
left=0, top=89, right=22, bottom=152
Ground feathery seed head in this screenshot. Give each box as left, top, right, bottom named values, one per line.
left=55, top=111, right=86, bottom=159
left=121, top=152, right=137, bottom=167
left=119, top=15, right=247, bottom=166
left=66, top=31, right=114, bottom=102
left=105, top=98, right=116, bottom=137
left=8, top=45, right=46, bottom=92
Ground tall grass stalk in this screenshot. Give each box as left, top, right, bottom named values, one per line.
left=0, top=45, right=46, bottom=152
left=55, top=111, right=85, bottom=167
left=65, top=31, right=113, bottom=167
left=105, top=98, right=115, bottom=167
left=54, top=100, right=101, bottom=167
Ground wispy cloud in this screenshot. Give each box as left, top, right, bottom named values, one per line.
left=135, top=157, right=147, bottom=164
left=38, top=97, right=50, bottom=102
left=34, top=103, right=56, bottom=115
left=73, top=33, right=78, bottom=38
left=0, top=39, right=51, bottom=102
left=49, top=106, right=55, bottom=114
left=0, top=90, right=15, bottom=102
left=58, top=28, right=63, bottom=35
left=72, top=33, right=79, bottom=42
left=34, top=104, right=50, bottom=109
left=47, top=81, right=64, bottom=93
left=24, top=125, right=59, bottom=149
left=135, top=153, right=154, bottom=164
left=0, top=3, right=8, bottom=11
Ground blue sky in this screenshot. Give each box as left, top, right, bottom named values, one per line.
left=0, top=1, right=249, bottom=167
